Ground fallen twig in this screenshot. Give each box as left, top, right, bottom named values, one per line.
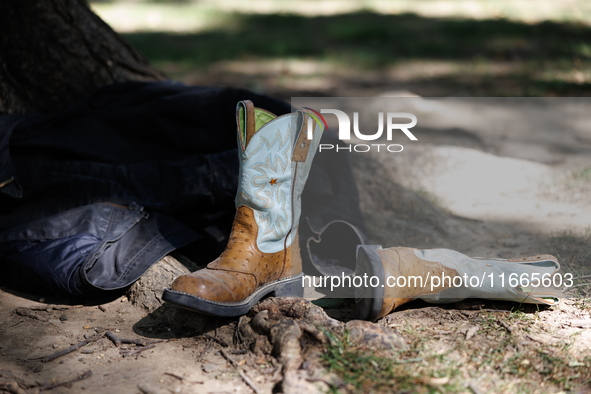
left=394, top=358, right=423, bottom=364
left=220, top=350, right=260, bottom=394
left=498, top=320, right=513, bottom=333
left=23, top=305, right=82, bottom=312
left=31, top=330, right=106, bottom=362
left=13, top=308, right=48, bottom=322
left=98, top=305, right=107, bottom=312
left=164, top=372, right=184, bottom=381
left=11, top=320, right=25, bottom=328
left=164, top=372, right=204, bottom=384
left=105, top=331, right=147, bottom=347
left=121, top=344, right=155, bottom=358
left=36, top=342, right=89, bottom=363
left=239, top=370, right=260, bottom=394
left=220, top=349, right=238, bottom=367
left=105, top=331, right=122, bottom=346
left=39, top=370, right=92, bottom=392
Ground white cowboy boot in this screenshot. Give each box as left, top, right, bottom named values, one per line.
left=163, top=100, right=324, bottom=316
left=356, top=245, right=561, bottom=321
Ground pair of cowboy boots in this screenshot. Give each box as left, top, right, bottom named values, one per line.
left=163, top=101, right=561, bottom=320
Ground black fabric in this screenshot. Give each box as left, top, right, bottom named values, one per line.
left=0, top=81, right=366, bottom=297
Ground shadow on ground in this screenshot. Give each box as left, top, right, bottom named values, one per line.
left=132, top=304, right=235, bottom=339
left=122, top=11, right=591, bottom=96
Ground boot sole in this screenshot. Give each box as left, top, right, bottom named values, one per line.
left=162, top=273, right=304, bottom=317
left=355, top=245, right=385, bottom=322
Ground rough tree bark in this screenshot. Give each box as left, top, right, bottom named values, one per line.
left=0, top=0, right=165, bottom=116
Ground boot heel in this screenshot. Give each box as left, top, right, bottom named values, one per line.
left=355, top=245, right=385, bottom=322
left=273, top=274, right=305, bottom=297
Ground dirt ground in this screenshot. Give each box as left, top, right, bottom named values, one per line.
left=2, top=88, right=591, bottom=394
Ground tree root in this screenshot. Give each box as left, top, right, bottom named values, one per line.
left=247, top=298, right=342, bottom=394
left=246, top=297, right=406, bottom=393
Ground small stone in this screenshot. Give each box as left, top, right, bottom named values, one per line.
left=83, top=325, right=90, bottom=329
left=521, top=359, right=530, bottom=366
left=202, top=363, right=218, bottom=373
left=60, top=314, right=68, bottom=321
left=114, top=329, right=120, bottom=333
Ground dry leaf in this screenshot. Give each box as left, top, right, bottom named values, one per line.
left=466, top=326, right=479, bottom=340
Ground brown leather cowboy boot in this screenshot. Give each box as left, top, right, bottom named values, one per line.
left=163, top=100, right=325, bottom=316
left=356, top=245, right=561, bottom=321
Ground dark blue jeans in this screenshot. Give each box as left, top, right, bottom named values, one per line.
left=0, top=82, right=366, bottom=298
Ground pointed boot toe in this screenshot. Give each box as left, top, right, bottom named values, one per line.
left=170, top=268, right=257, bottom=304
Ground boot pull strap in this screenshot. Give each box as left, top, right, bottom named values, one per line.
left=292, top=111, right=311, bottom=162
left=236, top=100, right=257, bottom=149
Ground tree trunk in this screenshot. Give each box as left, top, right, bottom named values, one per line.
left=0, top=0, right=165, bottom=116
